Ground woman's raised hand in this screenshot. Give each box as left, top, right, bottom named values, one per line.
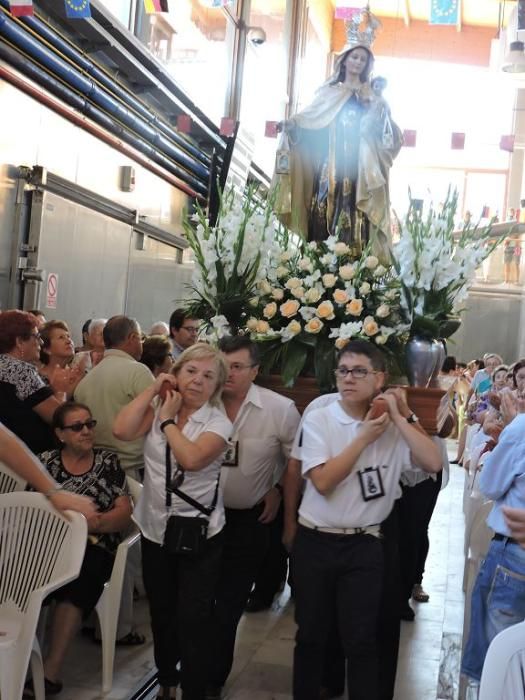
left=159, top=390, right=182, bottom=422
left=153, top=373, right=178, bottom=396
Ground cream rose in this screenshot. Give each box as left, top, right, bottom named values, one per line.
left=359, top=282, right=371, bottom=296
left=363, top=316, right=379, bottom=336
left=258, top=280, right=272, bottom=295
left=375, top=335, right=387, bottom=345
left=305, top=287, right=321, bottom=304
left=346, top=298, right=363, bottom=316
left=298, top=257, right=313, bottom=272
left=246, top=317, right=258, bottom=331
left=280, top=251, right=293, bottom=262
left=305, top=318, right=324, bottom=334
left=276, top=266, right=288, bottom=278
left=271, top=288, right=284, bottom=301
left=280, top=299, right=300, bottom=318
left=339, top=264, right=355, bottom=281
left=364, top=255, right=379, bottom=270
left=286, top=320, right=302, bottom=336
left=248, top=296, right=259, bottom=307
left=292, top=286, right=306, bottom=299
left=316, top=300, right=335, bottom=320
left=376, top=304, right=390, bottom=319
left=285, top=277, right=302, bottom=290
left=334, top=241, right=350, bottom=256
left=374, top=265, right=387, bottom=277
left=263, top=302, right=277, bottom=319
left=322, top=273, right=337, bottom=288
left=256, top=320, right=270, bottom=333
left=335, top=337, right=350, bottom=350
left=333, top=289, right=349, bottom=305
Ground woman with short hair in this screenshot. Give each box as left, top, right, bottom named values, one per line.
left=141, top=335, right=174, bottom=377
left=114, top=343, right=232, bottom=700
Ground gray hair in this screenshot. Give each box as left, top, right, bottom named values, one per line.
left=103, top=315, right=140, bottom=349
left=88, top=318, right=107, bottom=335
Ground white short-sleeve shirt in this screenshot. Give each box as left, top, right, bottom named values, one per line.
left=299, top=400, right=413, bottom=528
left=219, top=384, right=301, bottom=509
left=133, top=403, right=232, bottom=544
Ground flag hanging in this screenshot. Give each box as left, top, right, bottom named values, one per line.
left=334, top=2, right=361, bottom=20
left=65, top=0, right=91, bottom=18
left=429, top=0, right=459, bottom=26
left=9, top=0, right=34, bottom=16
left=144, top=0, right=169, bottom=13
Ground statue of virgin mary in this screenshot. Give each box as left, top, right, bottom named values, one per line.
left=273, top=9, right=402, bottom=255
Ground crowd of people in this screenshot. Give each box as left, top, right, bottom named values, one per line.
left=2, top=306, right=525, bottom=700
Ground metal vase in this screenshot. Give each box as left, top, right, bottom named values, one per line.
left=429, top=340, right=446, bottom=387
left=405, top=336, right=442, bottom=388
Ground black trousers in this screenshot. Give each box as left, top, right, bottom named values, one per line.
left=250, top=502, right=288, bottom=604
left=292, top=525, right=383, bottom=700
left=141, top=533, right=223, bottom=699
left=315, top=504, right=402, bottom=700
left=398, top=473, right=442, bottom=603
left=209, top=504, right=270, bottom=688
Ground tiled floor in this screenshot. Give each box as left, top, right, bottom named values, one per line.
left=51, top=460, right=466, bottom=700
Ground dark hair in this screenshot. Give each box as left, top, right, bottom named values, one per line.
left=169, top=308, right=188, bottom=335
left=457, top=362, right=467, bottom=370
left=40, top=320, right=70, bottom=365
left=0, top=310, right=38, bottom=353
left=330, top=46, right=374, bottom=86
left=493, top=364, right=508, bottom=377
left=336, top=340, right=386, bottom=372
left=513, top=359, right=525, bottom=385
left=140, top=335, right=172, bottom=373
left=473, top=359, right=485, bottom=370
left=442, top=356, right=457, bottom=373
left=27, top=309, right=45, bottom=318
left=218, top=335, right=260, bottom=366
left=52, top=401, right=92, bottom=431
left=81, top=318, right=92, bottom=340
left=103, top=315, right=138, bottom=349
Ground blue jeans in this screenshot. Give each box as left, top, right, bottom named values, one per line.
left=462, top=538, right=525, bottom=680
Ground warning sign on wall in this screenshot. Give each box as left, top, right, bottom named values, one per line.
left=46, top=273, right=58, bottom=309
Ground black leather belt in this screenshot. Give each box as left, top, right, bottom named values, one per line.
left=493, top=532, right=520, bottom=545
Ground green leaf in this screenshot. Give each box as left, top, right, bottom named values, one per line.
left=281, top=342, right=309, bottom=387
left=437, top=317, right=461, bottom=339
left=314, top=335, right=337, bottom=392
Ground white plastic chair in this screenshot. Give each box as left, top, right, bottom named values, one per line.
left=94, top=476, right=142, bottom=693
left=0, top=461, right=27, bottom=493
left=0, top=492, right=87, bottom=700
left=479, top=620, right=525, bottom=700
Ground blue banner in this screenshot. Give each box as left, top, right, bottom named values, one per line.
left=64, top=0, right=91, bottom=19
left=429, top=0, right=458, bottom=26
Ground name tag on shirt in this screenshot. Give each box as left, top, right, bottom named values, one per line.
left=222, top=440, right=239, bottom=467
left=358, top=466, right=385, bottom=501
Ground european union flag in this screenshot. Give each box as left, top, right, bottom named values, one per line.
left=429, top=0, right=458, bottom=26
left=65, top=0, right=91, bottom=19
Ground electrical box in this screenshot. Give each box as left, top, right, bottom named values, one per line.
left=120, top=166, right=135, bottom=192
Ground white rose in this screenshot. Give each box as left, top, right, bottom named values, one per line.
left=285, top=277, right=302, bottom=290
left=276, top=266, right=288, bottom=278
left=271, top=288, right=284, bottom=301
left=298, top=257, right=313, bottom=272
left=376, top=304, right=390, bottom=318
left=249, top=296, right=259, bottom=307
left=246, top=318, right=258, bottom=331
left=292, top=286, right=306, bottom=299
left=384, top=289, right=397, bottom=300
left=339, top=264, right=355, bottom=281
left=280, top=251, right=293, bottom=262
left=374, top=265, right=387, bottom=277
left=364, top=255, right=379, bottom=270
left=258, top=280, right=272, bottom=295
left=322, top=273, right=337, bottom=288
left=334, top=241, right=350, bottom=256
left=375, top=335, right=387, bottom=345
left=359, top=282, right=371, bottom=296
left=305, top=287, right=321, bottom=304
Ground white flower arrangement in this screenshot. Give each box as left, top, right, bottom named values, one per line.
left=244, top=233, right=406, bottom=389
left=392, top=189, right=503, bottom=339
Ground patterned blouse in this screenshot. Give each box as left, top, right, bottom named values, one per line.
left=38, top=448, right=128, bottom=553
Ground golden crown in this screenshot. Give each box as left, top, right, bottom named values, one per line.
left=344, top=5, right=381, bottom=49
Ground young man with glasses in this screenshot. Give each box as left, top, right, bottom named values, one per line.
left=168, top=308, right=200, bottom=358
left=206, top=336, right=301, bottom=700
left=292, top=340, right=441, bottom=700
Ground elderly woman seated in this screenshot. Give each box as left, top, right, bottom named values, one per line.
left=33, top=401, right=132, bottom=696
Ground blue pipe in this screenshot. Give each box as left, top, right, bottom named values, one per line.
left=0, top=39, right=208, bottom=195
left=0, top=0, right=210, bottom=168
left=0, top=8, right=209, bottom=182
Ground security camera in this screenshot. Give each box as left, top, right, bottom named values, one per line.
left=247, top=26, right=267, bottom=46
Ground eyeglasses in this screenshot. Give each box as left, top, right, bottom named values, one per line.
left=181, top=325, right=199, bottom=334
left=334, top=367, right=378, bottom=380
left=27, top=332, right=42, bottom=342
left=62, top=419, right=97, bottom=432
left=228, top=362, right=257, bottom=372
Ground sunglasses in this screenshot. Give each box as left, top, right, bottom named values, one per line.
left=62, top=419, right=97, bottom=432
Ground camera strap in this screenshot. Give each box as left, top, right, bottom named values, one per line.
left=165, top=443, right=219, bottom=517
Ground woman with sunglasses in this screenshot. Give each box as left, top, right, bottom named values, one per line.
left=34, top=401, right=132, bottom=695
left=0, top=310, right=65, bottom=453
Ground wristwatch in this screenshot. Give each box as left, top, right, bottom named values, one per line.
left=406, top=413, right=419, bottom=424
left=160, top=418, right=176, bottom=433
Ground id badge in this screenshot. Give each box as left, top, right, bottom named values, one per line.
left=358, top=466, right=385, bottom=502
left=222, top=440, right=239, bottom=467
left=275, top=149, right=290, bottom=175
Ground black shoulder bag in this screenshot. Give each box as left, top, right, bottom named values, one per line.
left=163, top=444, right=219, bottom=556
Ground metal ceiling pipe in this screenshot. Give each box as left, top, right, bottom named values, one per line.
left=0, top=9, right=209, bottom=184
left=0, top=0, right=210, bottom=168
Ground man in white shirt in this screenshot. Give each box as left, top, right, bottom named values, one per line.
left=207, top=336, right=301, bottom=699
left=293, top=340, right=441, bottom=700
